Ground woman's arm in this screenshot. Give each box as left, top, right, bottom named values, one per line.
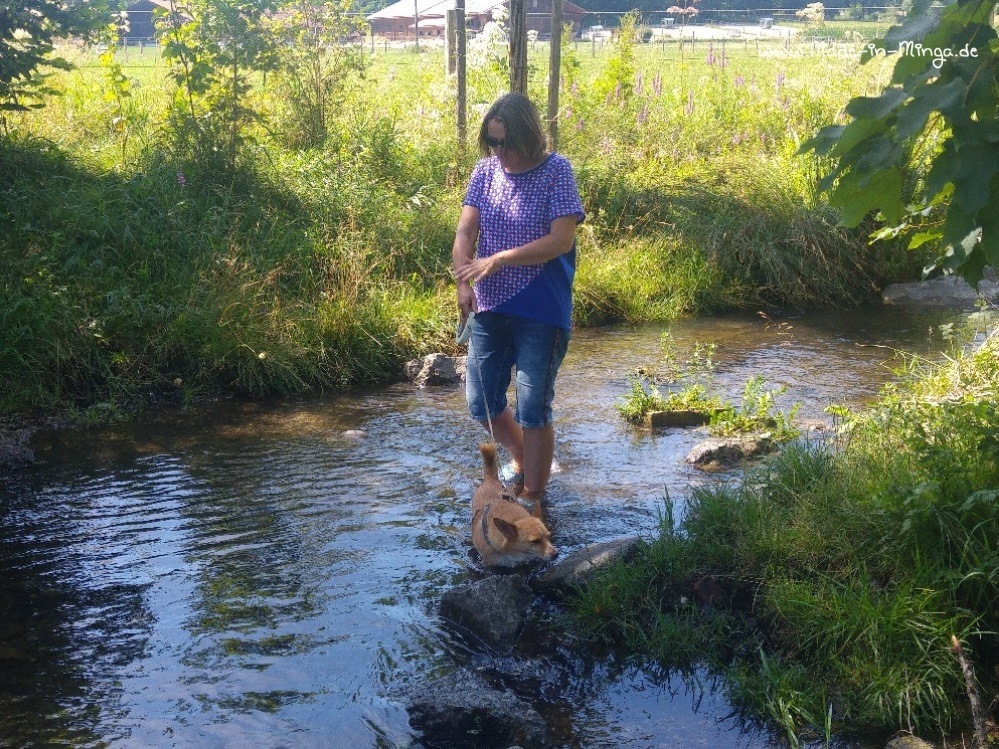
left=454, top=214, right=577, bottom=285
left=453, top=205, right=480, bottom=317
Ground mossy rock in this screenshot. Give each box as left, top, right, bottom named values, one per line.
left=647, top=409, right=712, bottom=428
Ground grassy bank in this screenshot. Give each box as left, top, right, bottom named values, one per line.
left=1, top=35, right=927, bottom=420
left=570, top=332, right=999, bottom=745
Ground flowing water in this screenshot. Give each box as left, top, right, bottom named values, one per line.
left=1, top=307, right=992, bottom=749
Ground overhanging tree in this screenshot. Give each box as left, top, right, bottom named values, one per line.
left=802, top=0, right=999, bottom=286
left=0, top=0, right=108, bottom=127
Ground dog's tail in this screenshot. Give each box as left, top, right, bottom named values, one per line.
left=478, top=441, right=500, bottom=481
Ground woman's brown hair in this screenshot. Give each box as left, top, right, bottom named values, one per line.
left=477, top=92, right=548, bottom=160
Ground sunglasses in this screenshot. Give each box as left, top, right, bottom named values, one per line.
left=485, top=135, right=507, bottom=149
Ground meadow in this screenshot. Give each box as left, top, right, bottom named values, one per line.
left=0, top=26, right=925, bottom=420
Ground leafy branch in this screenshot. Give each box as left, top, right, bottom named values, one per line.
left=801, top=0, right=999, bottom=286
left=0, top=0, right=108, bottom=130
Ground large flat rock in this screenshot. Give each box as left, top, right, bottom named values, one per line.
left=532, top=537, right=642, bottom=597
left=883, top=271, right=999, bottom=308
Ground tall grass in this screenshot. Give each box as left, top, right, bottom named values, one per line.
left=570, top=333, right=999, bottom=743
left=1, top=36, right=928, bottom=419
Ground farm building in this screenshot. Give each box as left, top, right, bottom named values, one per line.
left=367, top=0, right=585, bottom=42
left=122, top=0, right=191, bottom=41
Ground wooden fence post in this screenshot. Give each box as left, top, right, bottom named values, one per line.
left=446, top=9, right=457, bottom=74
left=547, top=0, right=563, bottom=149
left=456, top=0, right=466, bottom=152
left=413, top=0, right=420, bottom=50
left=509, top=0, right=527, bottom=93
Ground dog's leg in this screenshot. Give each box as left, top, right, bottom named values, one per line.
left=522, top=495, right=544, bottom=519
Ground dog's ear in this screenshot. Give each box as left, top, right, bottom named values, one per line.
left=492, top=517, right=519, bottom=543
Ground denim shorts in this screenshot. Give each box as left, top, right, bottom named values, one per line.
left=465, top=311, right=570, bottom=429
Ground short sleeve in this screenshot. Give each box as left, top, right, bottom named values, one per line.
left=548, top=156, right=585, bottom=226
left=463, top=160, right=488, bottom=211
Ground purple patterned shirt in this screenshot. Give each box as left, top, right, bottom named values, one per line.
left=463, top=152, right=585, bottom=329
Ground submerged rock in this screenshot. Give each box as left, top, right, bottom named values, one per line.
left=0, top=424, right=37, bottom=469
left=439, top=574, right=532, bottom=653
left=532, top=537, right=642, bottom=597
left=686, top=435, right=776, bottom=471
left=885, top=736, right=934, bottom=749
left=404, top=354, right=466, bottom=387
left=407, top=669, right=550, bottom=749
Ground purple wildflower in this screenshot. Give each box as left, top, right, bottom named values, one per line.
left=638, top=102, right=649, bottom=126
left=177, top=171, right=187, bottom=187
left=653, top=72, right=663, bottom=96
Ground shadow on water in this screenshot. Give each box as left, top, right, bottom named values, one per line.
left=0, top=307, right=992, bottom=749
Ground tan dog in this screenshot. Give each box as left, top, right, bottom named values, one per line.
left=471, top=442, right=558, bottom=567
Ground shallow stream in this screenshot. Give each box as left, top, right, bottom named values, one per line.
left=0, top=306, right=990, bottom=749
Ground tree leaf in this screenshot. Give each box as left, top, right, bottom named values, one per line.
left=978, top=199, right=999, bottom=270
left=908, top=231, right=942, bottom=250
left=829, top=116, right=886, bottom=159
left=951, top=143, right=999, bottom=214
left=895, top=77, right=966, bottom=139
left=830, top=167, right=904, bottom=227
left=844, top=87, right=908, bottom=120
left=884, top=10, right=942, bottom=48
left=855, top=136, right=905, bottom=173
left=799, top=125, right=844, bottom=157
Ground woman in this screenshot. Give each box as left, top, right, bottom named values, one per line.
left=453, top=92, right=585, bottom=503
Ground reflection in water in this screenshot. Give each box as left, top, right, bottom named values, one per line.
left=0, top=308, right=990, bottom=748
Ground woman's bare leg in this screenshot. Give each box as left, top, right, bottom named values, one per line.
left=521, top=424, right=554, bottom=503
left=479, top=406, right=523, bottom=473
left=479, top=411, right=554, bottom=505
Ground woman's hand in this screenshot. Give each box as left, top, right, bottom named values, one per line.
left=454, top=252, right=507, bottom=285
left=457, top=281, right=477, bottom=319
left=454, top=215, right=577, bottom=286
